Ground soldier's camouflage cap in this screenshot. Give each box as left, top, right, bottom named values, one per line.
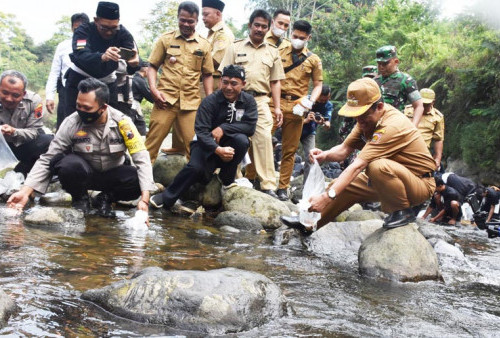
left=362, top=65, right=377, bottom=78
left=376, top=45, right=397, bottom=62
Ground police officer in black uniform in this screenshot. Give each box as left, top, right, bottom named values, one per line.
left=64, top=1, right=139, bottom=123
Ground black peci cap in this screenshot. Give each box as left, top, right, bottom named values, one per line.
left=202, top=0, right=225, bottom=12
left=96, top=1, right=120, bottom=20
left=222, top=65, right=245, bottom=81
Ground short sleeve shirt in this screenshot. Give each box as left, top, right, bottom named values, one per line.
left=344, top=104, right=436, bottom=176
left=219, top=38, right=285, bottom=94
left=207, top=21, right=235, bottom=75
left=280, top=45, right=323, bottom=97
left=404, top=106, right=445, bottom=147
left=374, top=70, right=421, bottom=111
left=149, top=30, right=214, bottom=110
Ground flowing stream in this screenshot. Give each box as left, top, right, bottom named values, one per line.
left=0, top=205, right=499, bottom=336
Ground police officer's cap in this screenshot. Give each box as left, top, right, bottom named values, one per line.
left=222, top=65, right=245, bottom=81
left=376, top=45, right=397, bottom=62
left=202, top=0, right=225, bottom=12
left=96, top=1, right=120, bottom=20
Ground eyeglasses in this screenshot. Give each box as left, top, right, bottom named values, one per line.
left=97, top=23, right=120, bottom=33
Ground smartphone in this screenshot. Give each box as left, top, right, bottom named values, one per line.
left=119, top=47, right=136, bottom=61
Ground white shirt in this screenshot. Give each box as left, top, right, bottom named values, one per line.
left=45, top=38, right=73, bottom=100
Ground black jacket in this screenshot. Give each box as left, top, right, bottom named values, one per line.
left=70, top=22, right=138, bottom=78
left=132, top=73, right=154, bottom=103
left=194, top=90, right=257, bottom=153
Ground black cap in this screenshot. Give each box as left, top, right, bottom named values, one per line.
left=96, top=2, right=120, bottom=20
left=222, top=65, right=245, bottom=81
left=202, top=0, right=225, bottom=12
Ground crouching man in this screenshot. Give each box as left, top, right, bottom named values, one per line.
left=8, top=78, right=156, bottom=218
left=282, top=78, right=436, bottom=230
left=0, top=70, right=54, bottom=177
left=150, top=65, right=257, bottom=209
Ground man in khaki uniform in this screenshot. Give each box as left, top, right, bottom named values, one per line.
left=404, top=88, right=444, bottom=170
left=164, top=0, right=234, bottom=156
left=146, top=1, right=214, bottom=163
left=272, top=20, right=323, bottom=201
left=219, top=9, right=285, bottom=197
left=265, top=9, right=291, bottom=52
left=283, top=78, right=436, bottom=231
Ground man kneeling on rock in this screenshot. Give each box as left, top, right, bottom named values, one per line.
left=8, top=78, right=156, bottom=218
left=282, top=78, right=436, bottom=230
left=150, top=65, right=257, bottom=209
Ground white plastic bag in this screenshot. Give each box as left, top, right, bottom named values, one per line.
left=0, top=132, right=18, bottom=174
left=299, top=160, right=325, bottom=230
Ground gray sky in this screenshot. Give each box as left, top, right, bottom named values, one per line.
left=1, top=0, right=475, bottom=44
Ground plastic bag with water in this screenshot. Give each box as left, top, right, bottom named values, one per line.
left=0, top=132, right=18, bottom=176
left=0, top=170, right=25, bottom=196
left=123, top=210, right=149, bottom=230
left=299, top=160, right=325, bottom=231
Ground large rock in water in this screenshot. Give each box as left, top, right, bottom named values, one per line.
left=222, top=186, right=290, bottom=230
left=214, top=211, right=263, bottom=231
left=23, top=207, right=85, bottom=232
left=358, top=224, right=441, bottom=282
left=81, top=267, right=283, bottom=335
left=0, top=288, right=17, bottom=328
left=152, top=154, right=187, bottom=187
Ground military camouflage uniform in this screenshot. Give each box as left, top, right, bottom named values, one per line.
left=374, top=71, right=421, bottom=112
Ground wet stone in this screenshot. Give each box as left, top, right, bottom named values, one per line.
left=39, top=191, right=72, bottom=207
left=417, top=219, right=454, bottom=243
left=0, top=288, right=18, bottom=328
left=23, top=207, right=85, bottom=231
left=222, top=186, right=290, bottom=230
left=358, top=223, right=441, bottom=282
left=214, top=211, right=263, bottom=231
left=152, top=154, right=187, bottom=187
left=81, top=267, right=284, bottom=335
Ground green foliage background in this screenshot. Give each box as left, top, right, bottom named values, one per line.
left=0, top=0, right=499, bottom=176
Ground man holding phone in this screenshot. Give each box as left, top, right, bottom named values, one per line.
left=63, top=1, right=140, bottom=124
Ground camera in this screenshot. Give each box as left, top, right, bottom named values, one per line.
left=314, top=112, right=323, bottom=122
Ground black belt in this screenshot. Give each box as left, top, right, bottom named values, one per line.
left=421, top=172, right=433, bottom=178
left=281, top=94, right=300, bottom=101
left=246, top=90, right=268, bottom=97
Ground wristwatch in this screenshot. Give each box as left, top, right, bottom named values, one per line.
left=327, top=188, right=336, bottom=200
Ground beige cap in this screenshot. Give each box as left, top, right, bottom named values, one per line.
left=338, top=78, right=382, bottom=117
left=420, top=88, right=435, bottom=104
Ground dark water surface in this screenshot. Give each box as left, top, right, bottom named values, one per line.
left=1, top=206, right=499, bottom=337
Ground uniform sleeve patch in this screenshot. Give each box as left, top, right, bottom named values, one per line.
left=118, top=119, right=146, bottom=155
left=76, top=39, right=86, bottom=50
left=371, top=128, right=386, bottom=143
left=34, top=103, right=43, bottom=118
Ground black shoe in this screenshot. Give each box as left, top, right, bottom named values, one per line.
left=249, top=179, right=261, bottom=191
left=383, top=208, right=416, bottom=229
left=72, top=196, right=90, bottom=215
left=276, top=188, right=289, bottom=201
left=92, top=192, right=116, bottom=218
left=261, top=189, right=279, bottom=199
left=149, top=194, right=164, bottom=209
left=280, top=215, right=313, bottom=235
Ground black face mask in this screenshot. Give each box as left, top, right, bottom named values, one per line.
left=77, top=107, right=103, bottom=124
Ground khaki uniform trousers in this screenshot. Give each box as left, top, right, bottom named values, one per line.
left=318, top=158, right=435, bottom=227
left=271, top=98, right=303, bottom=189
left=244, top=95, right=277, bottom=190
left=170, top=77, right=222, bottom=152
left=145, top=100, right=196, bottom=163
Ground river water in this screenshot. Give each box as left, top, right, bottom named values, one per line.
left=0, top=205, right=499, bottom=337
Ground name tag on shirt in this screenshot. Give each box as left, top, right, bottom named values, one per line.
left=235, top=109, right=244, bottom=121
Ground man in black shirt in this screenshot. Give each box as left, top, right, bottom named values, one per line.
left=64, top=1, right=139, bottom=122
left=422, top=177, right=463, bottom=225
left=150, top=65, right=258, bottom=209
left=481, top=187, right=500, bottom=222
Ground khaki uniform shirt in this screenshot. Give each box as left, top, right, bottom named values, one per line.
left=280, top=45, right=323, bottom=97
left=207, top=21, right=235, bottom=76
left=219, top=38, right=285, bottom=94
left=345, top=104, right=436, bottom=176
left=25, top=106, right=156, bottom=194
left=149, top=30, right=214, bottom=110
left=264, top=31, right=291, bottom=57
left=0, top=91, right=44, bottom=147
left=404, top=105, right=444, bottom=147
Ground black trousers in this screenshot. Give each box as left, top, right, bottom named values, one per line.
left=64, top=69, right=118, bottom=121
left=160, top=134, right=249, bottom=208
left=51, top=153, right=141, bottom=201
left=8, top=133, right=53, bottom=177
